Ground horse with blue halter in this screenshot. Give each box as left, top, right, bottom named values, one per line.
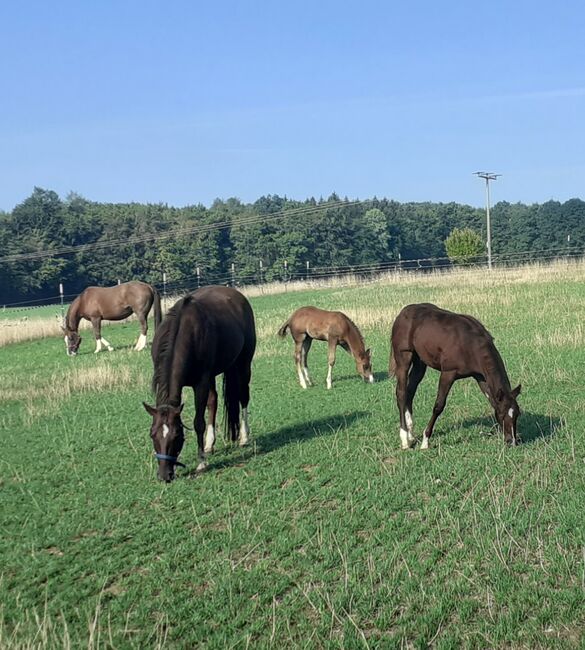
left=62, top=280, right=161, bottom=355
left=390, top=303, right=521, bottom=450
left=143, top=285, right=256, bottom=482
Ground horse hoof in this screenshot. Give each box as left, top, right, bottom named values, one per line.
left=204, top=446, right=214, bottom=454
left=239, top=438, right=249, bottom=447
left=196, top=462, right=207, bottom=473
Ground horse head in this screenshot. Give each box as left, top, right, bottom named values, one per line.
left=143, top=402, right=185, bottom=482
left=356, top=348, right=374, bottom=384
left=495, top=384, right=522, bottom=445
left=62, top=326, right=82, bottom=356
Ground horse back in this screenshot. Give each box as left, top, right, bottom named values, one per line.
left=393, top=303, right=494, bottom=374
left=289, top=306, right=353, bottom=341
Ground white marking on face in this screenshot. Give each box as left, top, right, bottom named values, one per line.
left=162, top=424, right=169, bottom=438
left=508, top=408, right=515, bottom=418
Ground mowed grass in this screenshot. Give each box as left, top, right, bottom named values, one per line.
left=1, top=263, right=585, bottom=648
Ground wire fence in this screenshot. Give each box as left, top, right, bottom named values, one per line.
left=1, top=244, right=582, bottom=314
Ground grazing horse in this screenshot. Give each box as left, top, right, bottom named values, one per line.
left=390, top=303, right=521, bottom=450
left=278, top=306, right=374, bottom=389
left=143, top=286, right=256, bottom=482
left=62, top=281, right=161, bottom=355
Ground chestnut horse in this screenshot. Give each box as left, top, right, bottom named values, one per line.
left=390, top=303, right=521, bottom=450
left=143, top=286, right=256, bottom=482
left=278, top=306, right=373, bottom=389
left=62, top=281, right=161, bottom=355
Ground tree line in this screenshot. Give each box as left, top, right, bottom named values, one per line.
left=0, top=188, right=583, bottom=305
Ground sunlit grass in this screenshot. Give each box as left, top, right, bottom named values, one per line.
left=1, top=261, right=584, bottom=648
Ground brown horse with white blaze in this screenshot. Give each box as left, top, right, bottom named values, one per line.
left=278, top=306, right=374, bottom=389
left=143, top=286, right=256, bottom=482
left=390, top=303, right=521, bottom=450
left=62, top=281, right=161, bottom=355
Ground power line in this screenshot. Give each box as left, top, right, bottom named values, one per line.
left=0, top=199, right=366, bottom=264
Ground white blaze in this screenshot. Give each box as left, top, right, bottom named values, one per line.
left=162, top=424, right=169, bottom=438
left=508, top=407, right=515, bottom=418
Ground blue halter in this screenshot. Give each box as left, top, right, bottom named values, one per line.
left=154, top=453, right=186, bottom=468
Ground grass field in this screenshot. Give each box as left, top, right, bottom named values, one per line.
left=1, top=262, right=584, bottom=648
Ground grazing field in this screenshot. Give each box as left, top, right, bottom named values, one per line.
left=1, top=261, right=585, bottom=648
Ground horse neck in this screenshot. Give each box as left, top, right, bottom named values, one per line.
left=344, top=319, right=366, bottom=358
left=66, top=298, right=81, bottom=331
left=482, top=344, right=511, bottom=399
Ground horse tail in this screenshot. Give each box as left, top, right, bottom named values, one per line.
left=277, top=319, right=290, bottom=338
left=152, top=287, right=162, bottom=330
left=388, top=346, right=396, bottom=378
left=222, top=370, right=240, bottom=442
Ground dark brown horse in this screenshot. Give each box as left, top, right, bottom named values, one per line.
left=143, top=286, right=256, bottom=482
left=278, top=306, right=373, bottom=389
left=62, top=281, right=161, bottom=355
left=390, top=303, right=521, bottom=449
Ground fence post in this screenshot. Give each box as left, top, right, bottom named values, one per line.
left=59, top=283, right=65, bottom=325
left=196, top=266, right=200, bottom=289
left=117, top=279, right=121, bottom=285
left=162, top=271, right=167, bottom=310
left=306, top=260, right=310, bottom=281
left=231, top=263, right=236, bottom=287
left=259, top=259, right=263, bottom=284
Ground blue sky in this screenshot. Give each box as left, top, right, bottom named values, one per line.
left=1, top=0, right=584, bottom=211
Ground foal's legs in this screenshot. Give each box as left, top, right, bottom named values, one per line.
left=301, top=337, right=313, bottom=386
left=394, top=349, right=414, bottom=449
left=194, top=381, right=210, bottom=472
left=237, top=361, right=252, bottom=446
left=405, top=357, right=427, bottom=445
left=204, top=379, right=218, bottom=453
left=91, top=317, right=114, bottom=353
left=134, top=312, right=148, bottom=351
left=420, top=371, right=457, bottom=449
left=294, top=335, right=308, bottom=389
left=326, top=338, right=337, bottom=389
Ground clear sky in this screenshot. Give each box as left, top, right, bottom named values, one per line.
left=1, top=0, right=584, bottom=211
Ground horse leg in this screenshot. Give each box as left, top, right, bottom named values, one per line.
left=204, top=379, right=218, bottom=454
left=421, top=371, right=457, bottom=450
left=394, top=350, right=414, bottom=449
left=294, top=336, right=308, bottom=389
left=301, top=337, right=313, bottom=386
left=91, top=317, right=113, bottom=352
left=237, top=361, right=252, bottom=446
left=194, top=382, right=210, bottom=472
left=134, top=313, right=148, bottom=351
left=326, top=338, right=337, bottom=389
left=405, top=357, right=427, bottom=445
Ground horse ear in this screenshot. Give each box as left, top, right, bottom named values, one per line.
left=511, top=384, right=522, bottom=398
left=143, top=402, right=157, bottom=417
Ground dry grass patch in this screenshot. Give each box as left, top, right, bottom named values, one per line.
left=1, top=360, right=147, bottom=422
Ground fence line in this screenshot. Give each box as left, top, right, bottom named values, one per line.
left=3, top=246, right=581, bottom=314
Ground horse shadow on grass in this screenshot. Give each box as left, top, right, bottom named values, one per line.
left=327, top=370, right=389, bottom=384
left=459, top=412, right=561, bottom=444
left=184, top=410, right=369, bottom=477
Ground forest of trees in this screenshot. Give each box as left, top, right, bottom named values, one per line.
left=1, top=188, right=583, bottom=305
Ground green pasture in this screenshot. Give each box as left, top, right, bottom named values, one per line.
left=1, top=270, right=584, bottom=648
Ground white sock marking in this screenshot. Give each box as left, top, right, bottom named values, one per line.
left=420, top=432, right=430, bottom=450
left=326, top=365, right=333, bottom=390
left=135, top=333, right=147, bottom=351
left=297, top=364, right=308, bottom=389
left=368, top=374, right=375, bottom=383
left=400, top=428, right=410, bottom=450
left=94, top=339, right=102, bottom=353
left=239, top=408, right=250, bottom=446
left=101, top=337, right=113, bottom=351
left=204, top=424, right=215, bottom=453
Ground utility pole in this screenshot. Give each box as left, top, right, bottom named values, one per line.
left=474, top=171, right=501, bottom=271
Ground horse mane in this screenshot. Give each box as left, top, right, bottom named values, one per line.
left=65, top=295, right=81, bottom=330
left=152, top=296, right=187, bottom=403
left=343, top=313, right=366, bottom=348
left=460, top=313, right=494, bottom=342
